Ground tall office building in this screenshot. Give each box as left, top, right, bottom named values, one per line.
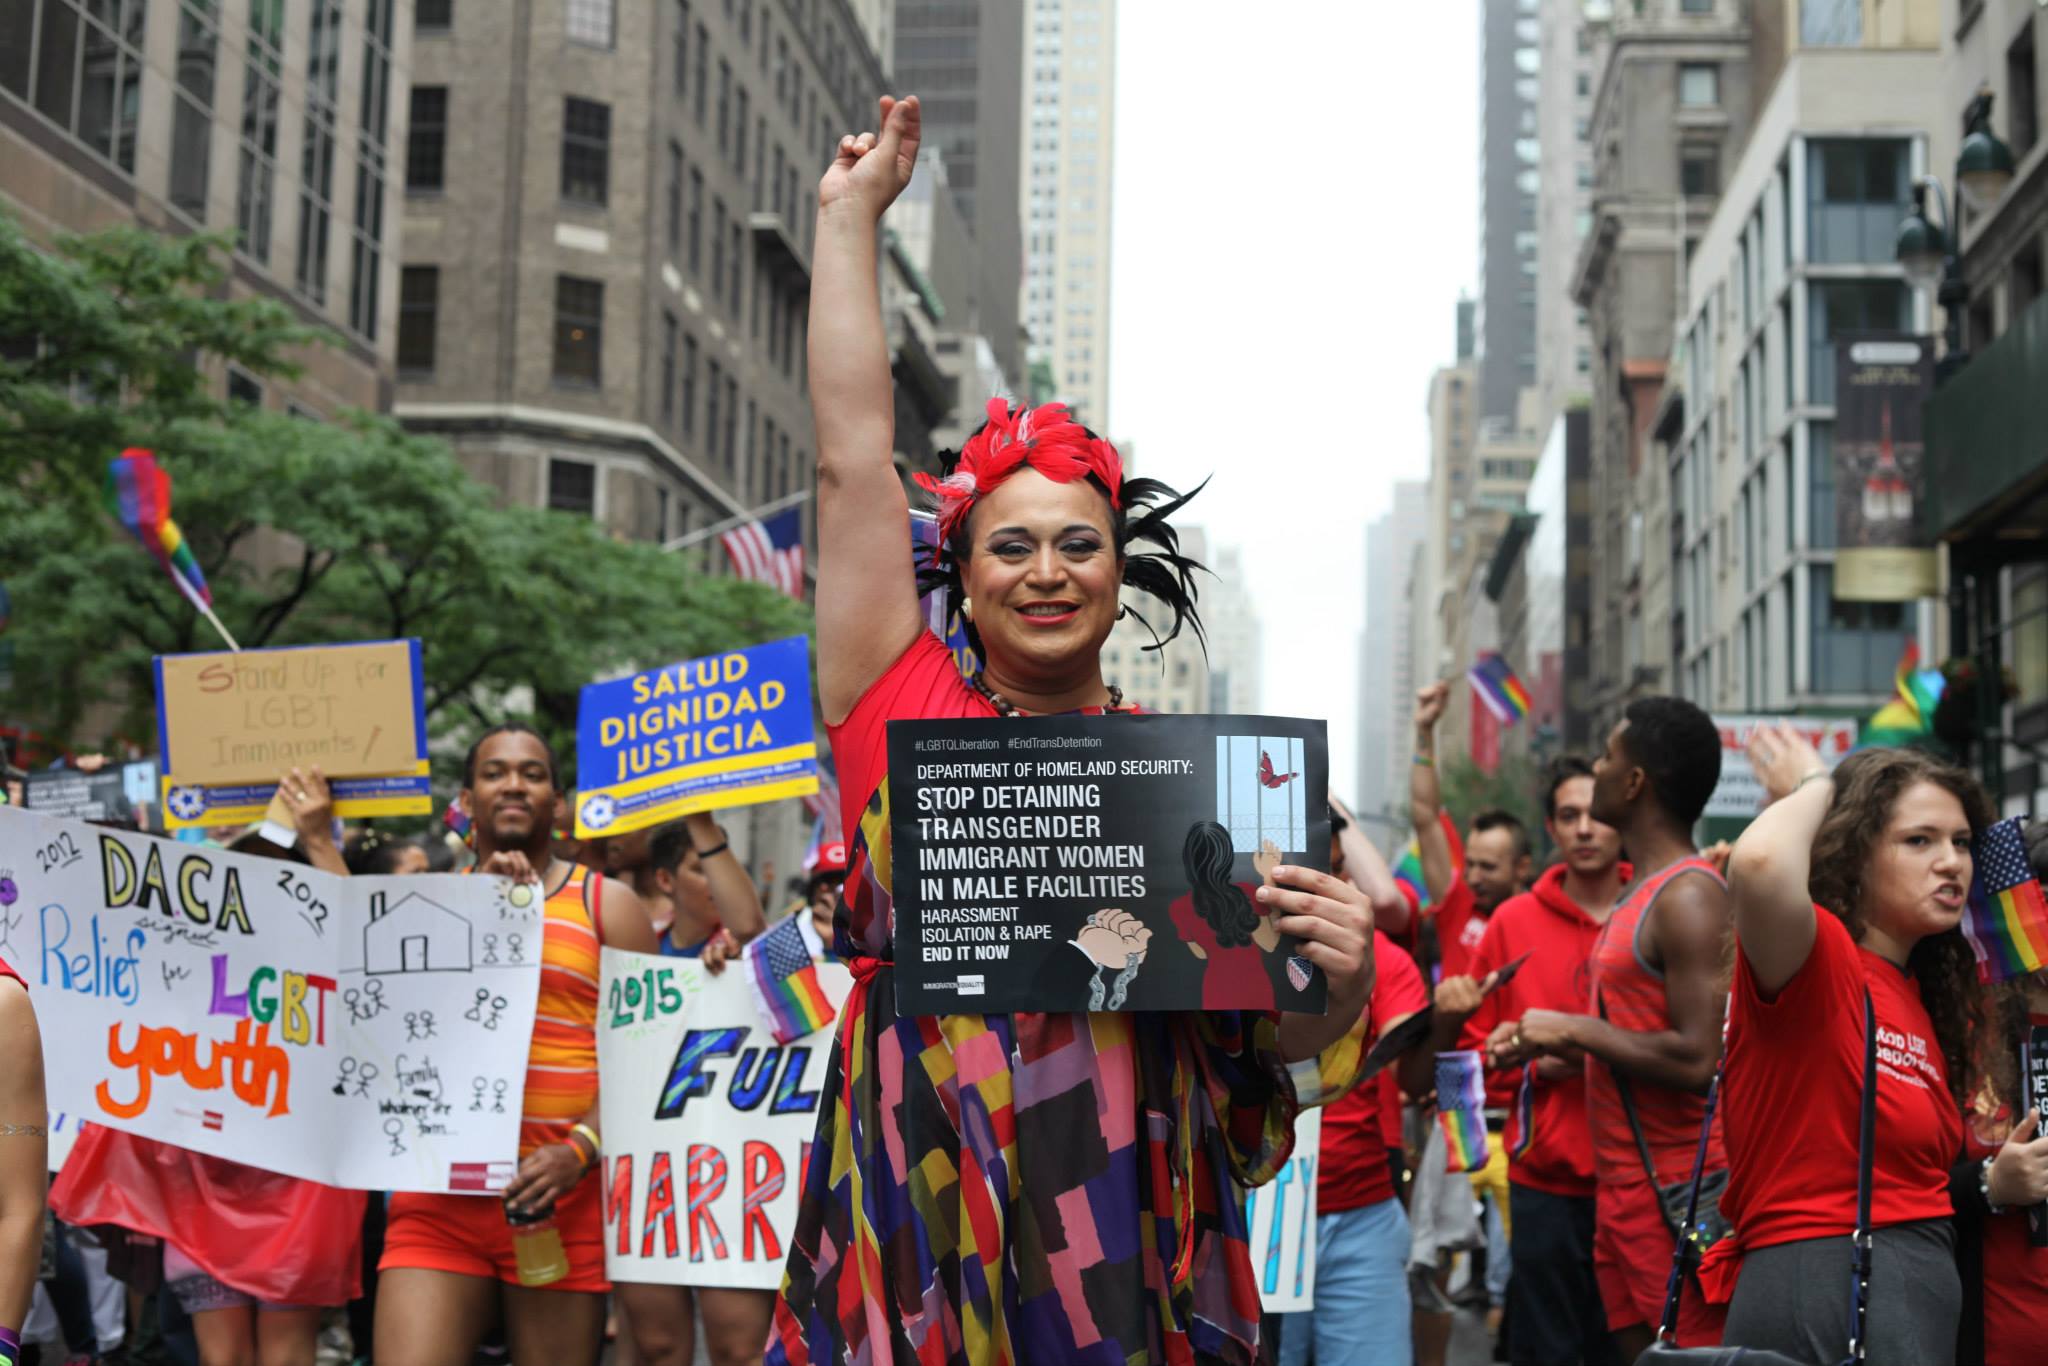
left=1203, top=545, right=1262, bottom=716
left=395, top=0, right=899, bottom=556
left=1020, top=0, right=1114, bottom=428
left=1360, top=481, right=1429, bottom=827
left=893, top=0, right=1024, bottom=389
left=1476, top=0, right=1543, bottom=425
left=1535, top=0, right=1604, bottom=425
left=1, top=0, right=414, bottom=414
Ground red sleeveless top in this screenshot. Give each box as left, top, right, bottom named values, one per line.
left=1587, top=856, right=1727, bottom=1185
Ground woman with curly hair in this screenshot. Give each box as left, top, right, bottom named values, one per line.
left=765, top=95, right=1383, bottom=1366
left=1712, top=727, right=2036, bottom=1364
left=1169, top=822, right=1289, bottom=1010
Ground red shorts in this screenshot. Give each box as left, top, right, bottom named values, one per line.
left=381, top=1175, right=610, bottom=1293
left=1593, top=1178, right=1727, bottom=1346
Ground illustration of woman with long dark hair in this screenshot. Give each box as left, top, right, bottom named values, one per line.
left=1170, top=820, right=1296, bottom=1010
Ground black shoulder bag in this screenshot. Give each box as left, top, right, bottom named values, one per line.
left=1599, top=996, right=1733, bottom=1268
left=1635, top=989, right=1877, bottom=1366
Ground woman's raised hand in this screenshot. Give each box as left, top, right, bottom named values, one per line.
left=819, top=94, right=921, bottom=219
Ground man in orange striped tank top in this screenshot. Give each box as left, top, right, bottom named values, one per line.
left=1496, top=698, right=1732, bottom=1358
left=375, top=724, right=659, bottom=1366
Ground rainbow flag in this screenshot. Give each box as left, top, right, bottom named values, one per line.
left=1860, top=641, right=1946, bottom=749
left=105, top=449, right=212, bottom=608
left=1963, top=817, right=2048, bottom=984
left=1391, top=809, right=1465, bottom=911
left=1466, top=652, right=1531, bottom=726
left=1436, top=1049, right=1490, bottom=1173
left=743, top=912, right=836, bottom=1043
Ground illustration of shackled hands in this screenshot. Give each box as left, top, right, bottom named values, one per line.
left=1073, top=908, right=1151, bottom=1011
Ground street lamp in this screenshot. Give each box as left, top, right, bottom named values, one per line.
left=1896, top=89, right=2016, bottom=384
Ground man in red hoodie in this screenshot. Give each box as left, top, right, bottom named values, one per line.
left=1436, top=757, right=1628, bottom=1366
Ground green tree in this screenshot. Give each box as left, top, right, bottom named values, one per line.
left=1436, top=751, right=1547, bottom=853
left=0, top=215, right=809, bottom=770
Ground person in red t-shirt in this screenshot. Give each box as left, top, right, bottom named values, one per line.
left=1408, top=682, right=1531, bottom=982
left=1497, top=698, right=1730, bottom=1358
left=1437, top=757, right=1627, bottom=1365
left=1717, top=726, right=2034, bottom=1364
left=0, top=953, right=45, bottom=1366
left=1279, top=810, right=1455, bottom=1366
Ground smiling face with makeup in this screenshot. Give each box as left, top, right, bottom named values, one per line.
left=957, top=468, right=1122, bottom=695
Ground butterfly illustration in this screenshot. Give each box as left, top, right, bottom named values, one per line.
left=1258, top=750, right=1299, bottom=789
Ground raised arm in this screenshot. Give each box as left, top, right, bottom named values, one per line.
left=811, top=95, right=929, bottom=723
left=685, top=812, right=766, bottom=943
left=1331, top=793, right=1408, bottom=935
left=1408, top=683, right=1455, bottom=904
left=1725, top=722, right=1831, bottom=996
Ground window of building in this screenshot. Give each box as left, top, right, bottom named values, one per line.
left=723, top=373, right=738, bottom=468
left=711, top=198, right=727, bottom=297
left=673, top=0, right=690, bottom=93
left=728, top=221, right=742, bottom=316
left=2014, top=239, right=2044, bottom=320
left=659, top=310, right=677, bottom=425
left=694, top=23, right=709, bottom=123
left=716, top=58, right=731, bottom=154
left=294, top=0, right=343, bottom=302
left=236, top=1, right=287, bottom=261
left=567, top=0, right=613, bottom=47
left=227, top=366, right=264, bottom=406
left=1680, top=144, right=1718, bottom=197
left=2009, top=23, right=2038, bottom=164
left=347, top=0, right=395, bottom=338
left=397, top=265, right=439, bottom=375
left=666, top=141, right=683, bottom=252
left=736, top=87, right=749, bottom=174
left=1678, top=64, right=1719, bottom=108
left=553, top=275, right=603, bottom=386
left=1810, top=565, right=1907, bottom=694
left=706, top=359, right=722, bottom=453
left=417, top=0, right=452, bottom=30
left=561, top=97, right=610, bottom=205
left=169, top=1, right=220, bottom=220
left=407, top=85, right=448, bottom=191
left=1807, top=280, right=1909, bottom=406
left=3, top=0, right=146, bottom=173
left=1680, top=0, right=1715, bottom=12
left=1800, top=0, right=1861, bottom=45
left=1806, top=139, right=1909, bottom=264
left=682, top=334, right=699, bottom=436
left=688, top=169, right=704, bottom=273
left=548, top=459, right=597, bottom=516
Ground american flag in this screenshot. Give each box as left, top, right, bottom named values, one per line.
left=801, top=757, right=841, bottom=821
left=719, top=506, right=805, bottom=597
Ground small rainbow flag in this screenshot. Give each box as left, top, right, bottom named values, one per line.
left=1963, top=817, right=2048, bottom=984
left=1859, top=641, right=1946, bottom=749
left=1391, top=809, right=1465, bottom=911
left=743, top=912, right=836, bottom=1043
left=105, top=449, right=212, bottom=608
left=1436, top=1049, right=1490, bottom=1173
left=1466, top=652, right=1531, bottom=726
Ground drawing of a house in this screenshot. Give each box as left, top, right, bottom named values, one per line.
left=364, top=891, right=473, bottom=975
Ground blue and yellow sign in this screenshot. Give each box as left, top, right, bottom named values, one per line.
left=573, top=635, right=817, bottom=839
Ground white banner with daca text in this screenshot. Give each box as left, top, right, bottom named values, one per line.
left=0, top=808, right=540, bottom=1192
left=597, top=945, right=849, bottom=1289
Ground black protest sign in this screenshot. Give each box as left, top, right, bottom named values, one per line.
left=2027, top=1026, right=2048, bottom=1246
left=887, top=713, right=1329, bottom=1016
left=22, top=768, right=132, bottom=823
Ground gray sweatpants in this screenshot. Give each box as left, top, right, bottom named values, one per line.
left=1722, top=1219, right=1958, bottom=1366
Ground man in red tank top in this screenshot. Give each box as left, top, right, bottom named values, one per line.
left=1501, top=698, right=1730, bottom=1357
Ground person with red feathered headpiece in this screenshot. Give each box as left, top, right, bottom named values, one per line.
left=760, top=93, right=1385, bottom=1366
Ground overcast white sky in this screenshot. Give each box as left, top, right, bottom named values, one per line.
left=1107, top=5, right=1480, bottom=808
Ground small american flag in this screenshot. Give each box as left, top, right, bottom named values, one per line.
left=1286, top=956, right=1314, bottom=992
left=1964, top=817, right=2048, bottom=983
left=447, top=1161, right=517, bottom=1193
left=720, top=506, right=805, bottom=597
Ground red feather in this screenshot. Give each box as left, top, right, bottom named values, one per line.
left=914, top=398, right=1125, bottom=547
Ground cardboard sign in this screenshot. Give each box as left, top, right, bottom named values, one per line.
left=597, top=945, right=847, bottom=1288
left=573, top=636, right=819, bottom=839
left=1245, top=1108, right=1320, bottom=1312
left=155, top=640, right=431, bottom=829
left=0, top=808, right=540, bottom=1191
left=886, top=714, right=1330, bottom=1015
left=1705, top=715, right=1859, bottom=820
